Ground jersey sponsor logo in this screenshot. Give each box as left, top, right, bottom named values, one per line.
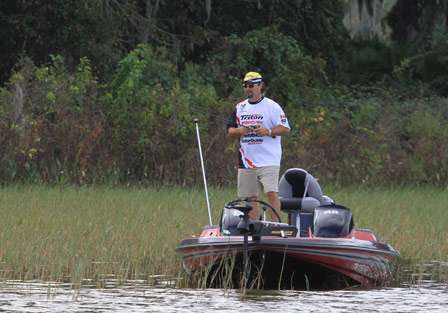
left=241, top=137, right=263, bottom=144
left=237, top=101, right=246, bottom=107
left=240, top=114, right=263, bottom=121
left=281, top=114, right=288, bottom=124
left=242, top=133, right=263, bottom=144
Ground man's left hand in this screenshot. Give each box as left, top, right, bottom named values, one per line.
left=254, top=127, right=271, bottom=137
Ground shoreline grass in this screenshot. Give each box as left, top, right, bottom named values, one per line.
left=0, top=185, right=447, bottom=285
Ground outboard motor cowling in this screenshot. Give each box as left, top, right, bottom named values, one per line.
left=313, top=204, right=354, bottom=238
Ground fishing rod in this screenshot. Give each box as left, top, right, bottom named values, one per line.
left=193, top=118, right=213, bottom=226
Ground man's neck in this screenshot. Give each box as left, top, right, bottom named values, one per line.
left=248, top=95, right=264, bottom=104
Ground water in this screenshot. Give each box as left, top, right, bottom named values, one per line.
left=0, top=281, right=447, bottom=313
left=0, top=265, right=447, bottom=313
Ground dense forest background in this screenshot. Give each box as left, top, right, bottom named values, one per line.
left=0, top=0, right=447, bottom=187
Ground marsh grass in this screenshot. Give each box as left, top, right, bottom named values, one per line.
left=0, top=185, right=232, bottom=286
left=0, top=185, right=447, bottom=286
left=329, top=186, right=448, bottom=261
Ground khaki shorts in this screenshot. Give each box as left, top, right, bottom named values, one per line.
left=238, top=166, right=280, bottom=198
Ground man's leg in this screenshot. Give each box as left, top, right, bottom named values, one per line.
left=266, top=191, right=281, bottom=222
left=238, top=168, right=261, bottom=220
left=258, top=166, right=281, bottom=222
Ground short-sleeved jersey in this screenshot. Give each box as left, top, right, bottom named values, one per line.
left=227, top=97, right=290, bottom=168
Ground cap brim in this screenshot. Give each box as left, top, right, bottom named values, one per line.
left=244, top=78, right=263, bottom=84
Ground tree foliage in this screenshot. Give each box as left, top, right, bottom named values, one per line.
left=0, top=1, right=447, bottom=186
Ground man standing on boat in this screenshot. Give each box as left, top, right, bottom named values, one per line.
left=227, top=71, right=290, bottom=221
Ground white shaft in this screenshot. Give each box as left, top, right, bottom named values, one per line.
left=194, top=121, right=212, bottom=225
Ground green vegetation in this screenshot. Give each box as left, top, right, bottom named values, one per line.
left=1, top=41, right=448, bottom=187
left=1, top=1, right=448, bottom=187
left=0, top=186, right=446, bottom=286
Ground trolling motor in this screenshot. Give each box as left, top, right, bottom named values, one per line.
left=224, top=199, right=254, bottom=285
left=223, top=199, right=296, bottom=287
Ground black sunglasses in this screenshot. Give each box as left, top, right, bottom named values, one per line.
left=242, top=83, right=260, bottom=88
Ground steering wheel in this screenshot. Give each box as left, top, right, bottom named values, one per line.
left=224, top=199, right=282, bottom=223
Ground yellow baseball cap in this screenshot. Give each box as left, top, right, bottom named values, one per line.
left=243, top=71, right=263, bottom=83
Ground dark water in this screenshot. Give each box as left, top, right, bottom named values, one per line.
left=0, top=263, right=447, bottom=313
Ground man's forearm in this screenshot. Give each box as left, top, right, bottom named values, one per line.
left=271, top=125, right=290, bottom=136
left=228, top=127, right=244, bottom=139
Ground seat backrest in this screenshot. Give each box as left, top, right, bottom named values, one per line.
left=279, top=168, right=326, bottom=212
left=279, top=168, right=307, bottom=198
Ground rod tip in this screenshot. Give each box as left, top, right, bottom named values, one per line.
left=193, top=118, right=199, bottom=123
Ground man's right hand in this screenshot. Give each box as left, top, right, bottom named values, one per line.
left=228, top=126, right=251, bottom=139
left=239, top=126, right=252, bottom=136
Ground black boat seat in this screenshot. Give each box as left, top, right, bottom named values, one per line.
left=278, top=168, right=334, bottom=236
left=278, top=168, right=332, bottom=213
left=280, top=197, right=321, bottom=213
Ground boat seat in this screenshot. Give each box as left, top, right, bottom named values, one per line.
left=278, top=168, right=334, bottom=236
left=280, top=196, right=320, bottom=213
left=278, top=168, right=331, bottom=213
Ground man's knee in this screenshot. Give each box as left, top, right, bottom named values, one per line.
left=266, top=191, right=278, bottom=200
left=265, top=191, right=280, bottom=211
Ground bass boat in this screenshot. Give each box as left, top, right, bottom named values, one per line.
left=178, top=168, right=399, bottom=290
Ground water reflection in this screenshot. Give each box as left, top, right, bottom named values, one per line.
left=0, top=264, right=447, bottom=313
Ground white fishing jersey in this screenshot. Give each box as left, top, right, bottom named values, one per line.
left=234, top=97, right=290, bottom=168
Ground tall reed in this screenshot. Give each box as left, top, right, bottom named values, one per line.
left=0, top=186, right=229, bottom=285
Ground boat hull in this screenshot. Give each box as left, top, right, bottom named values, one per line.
left=178, top=231, right=399, bottom=289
